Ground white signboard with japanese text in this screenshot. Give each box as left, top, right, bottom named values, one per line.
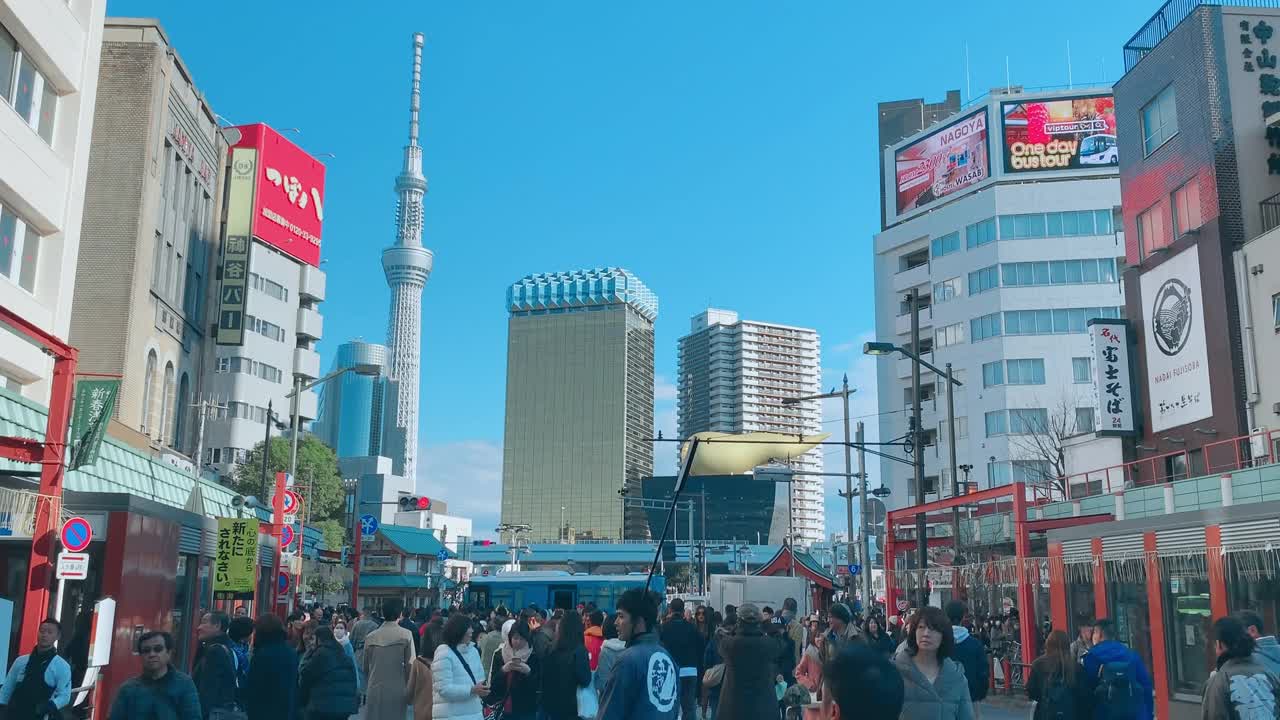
left=1140, top=248, right=1213, bottom=433
left=1089, top=320, right=1136, bottom=435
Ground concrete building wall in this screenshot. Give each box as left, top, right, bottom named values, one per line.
left=0, top=0, right=106, bottom=402
left=71, top=19, right=223, bottom=454
left=1235, top=225, right=1280, bottom=438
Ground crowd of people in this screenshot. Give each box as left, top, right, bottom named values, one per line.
left=3, top=595, right=1280, bottom=719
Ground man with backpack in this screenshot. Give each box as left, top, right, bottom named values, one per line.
left=1082, top=619, right=1153, bottom=720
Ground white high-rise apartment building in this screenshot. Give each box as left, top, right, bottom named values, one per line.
left=873, top=87, right=1124, bottom=510
left=677, top=309, right=823, bottom=546
left=0, top=0, right=106, bottom=402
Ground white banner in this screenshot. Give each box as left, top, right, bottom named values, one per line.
left=1090, top=320, right=1136, bottom=435
left=1140, top=248, right=1212, bottom=433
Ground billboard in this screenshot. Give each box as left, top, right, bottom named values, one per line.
left=1140, top=248, right=1212, bottom=433
left=1089, top=320, right=1137, bottom=436
left=1001, top=94, right=1118, bottom=173
left=227, top=124, right=326, bottom=267
left=216, top=147, right=256, bottom=346
left=894, top=109, right=989, bottom=215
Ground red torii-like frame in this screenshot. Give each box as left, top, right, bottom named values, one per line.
left=0, top=304, right=78, bottom=650
left=885, top=481, right=1038, bottom=667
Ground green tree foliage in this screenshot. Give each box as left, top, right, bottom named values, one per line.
left=231, top=435, right=345, bottom=526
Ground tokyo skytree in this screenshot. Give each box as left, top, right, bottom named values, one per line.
left=381, top=32, right=433, bottom=481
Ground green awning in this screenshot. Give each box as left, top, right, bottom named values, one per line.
left=378, top=525, right=455, bottom=558
left=358, top=574, right=431, bottom=589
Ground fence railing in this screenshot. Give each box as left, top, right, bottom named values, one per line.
left=1029, top=428, right=1280, bottom=505
left=1124, top=0, right=1280, bottom=73
left=1261, top=191, right=1280, bottom=236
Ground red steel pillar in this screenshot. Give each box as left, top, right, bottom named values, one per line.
left=1011, top=483, right=1036, bottom=667
left=1206, top=525, right=1228, bottom=620
left=1091, top=537, right=1108, bottom=622
left=1144, top=532, right=1170, bottom=720
left=19, top=350, right=77, bottom=649
left=1048, top=541, right=1068, bottom=632
left=884, top=516, right=897, bottom=618
left=272, top=471, right=288, bottom=618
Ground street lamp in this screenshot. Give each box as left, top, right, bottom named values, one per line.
left=284, top=362, right=381, bottom=488
left=863, top=293, right=965, bottom=607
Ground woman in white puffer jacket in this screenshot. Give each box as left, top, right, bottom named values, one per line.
left=431, top=614, right=489, bottom=720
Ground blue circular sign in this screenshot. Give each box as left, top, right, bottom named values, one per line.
left=61, top=517, right=92, bottom=553
left=437, top=549, right=449, bottom=562
left=360, top=514, right=379, bottom=537
left=277, top=571, right=290, bottom=594
left=280, top=525, right=295, bottom=550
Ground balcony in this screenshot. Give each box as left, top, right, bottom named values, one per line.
left=892, top=262, right=931, bottom=294
left=1262, top=191, right=1280, bottom=236
left=299, top=264, right=326, bottom=302
left=294, top=347, right=321, bottom=379
left=895, top=307, right=933, bottom=336
left=296, top=306, right=323, bottom=340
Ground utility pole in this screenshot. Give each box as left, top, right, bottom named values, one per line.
left=288, top=375, right=303, bottom=489
left=190, top=398, right=226, bottom=485
left=909, top=287, right=928, bottom=608
left=700, top=491, right=708, bottom=595
left=260, top=400, right=274, bottom=500
left=841, top=375, right=854, bottom=597
left=947, top=363, right=961, bottom=551
left=857, top=421, right=872, bottom=611
left=687, top=499, right=694, bottom=593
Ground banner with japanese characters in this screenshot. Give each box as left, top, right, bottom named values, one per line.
left=1140, top=247, right=1213, bottom=433
left=215, top=517, right=259, bottom=598
left=68, top=379, right=120, bottom=469
left=1088, top=320, right=1136, bottom=436
left=215, top=146, right=257, bottom=346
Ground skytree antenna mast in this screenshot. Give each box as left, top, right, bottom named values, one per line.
left=382, top=32, right=433, bottom=481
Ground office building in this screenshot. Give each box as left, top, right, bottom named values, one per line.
left=0, top=0, right=106, bottom=402
left=640, top=473, right=786, bottom=546
left=873, top=86, right=1124, bottom=509
left=70, top=19, right=223, bottom=456
left=500, top=267, right=657, bottom=541
left=381, top=33, right=434, bottom=480
left=676, top=309, right=824, bottom=545
left=878, top=91, right=962, bottom=230
left=314, top=340, right=389, bottom=459
left=201, top=123, right=327, bottom=476
left=1113, top=2, right=1279, bottom=476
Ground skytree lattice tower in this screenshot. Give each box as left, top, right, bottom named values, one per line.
left=382, top=32, right=433, bottom=481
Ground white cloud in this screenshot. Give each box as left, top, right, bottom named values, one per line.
left=654, top=374, right=678, bottom=402
left=417, top=440, right=503, bottom=540
left=819, top=329, right=886, bottom=541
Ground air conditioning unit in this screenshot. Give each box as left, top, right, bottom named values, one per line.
left=1250, top=427, right=1270, bottom=462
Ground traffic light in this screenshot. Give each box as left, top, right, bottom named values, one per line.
left=398, top=495, right=432, bottom=512
left=472, top=539, right=494, bottom=547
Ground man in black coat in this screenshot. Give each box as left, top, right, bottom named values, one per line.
left=945, top=600, right=989, bottom=704
left=192, top=611, right=237, bottom=718
left=659, top=598, right=706, bottom=720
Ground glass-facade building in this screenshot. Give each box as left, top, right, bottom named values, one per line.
left=315, top=341, right=388, bottom=459
left=501, top=268, right=657, bottom=541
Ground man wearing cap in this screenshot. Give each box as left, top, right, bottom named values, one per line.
left=717, top=603, right=784, bottom=720
left=823, top=603, right=863, bottom=666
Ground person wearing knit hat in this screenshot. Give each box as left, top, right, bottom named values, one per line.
left=736, top=603, right=763, bottom=624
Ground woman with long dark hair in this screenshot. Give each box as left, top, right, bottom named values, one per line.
left=487, top=618, right=541, bottom=720
left=894, top=607, right=974, bottom=720
left=541, top=611, right=591, bottom=720
left=1202, top=616, right=1280, bottom=720
left=1027, top=630, right=1091, bottom=720
left=865, top=616, right=896, bottom=658
left=298, top=626, right=358, bottom=720
left=431, top=613, right=487, bottom=720
left=244, top=614, right=298, bottom=720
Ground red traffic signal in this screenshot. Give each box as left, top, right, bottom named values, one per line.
left=472, top=540, right=494, bottom=547
left=398, top=495, right=432, bottom=512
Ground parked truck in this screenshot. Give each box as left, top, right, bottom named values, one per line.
left=708, top=574, right=810, bottom=617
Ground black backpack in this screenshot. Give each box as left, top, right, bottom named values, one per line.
left=1038, top=671, right=1076, bottom=720
left=1095, top=661, right=1140, bottom=720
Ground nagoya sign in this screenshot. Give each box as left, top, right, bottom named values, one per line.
left=228, top=124, right=327, bottom=267
left=1140, top=248, right=1213, bottom=433
left=1001, top=94, right=1118, bottom=172
left=215, top=517, right=259, bottom=598
left=894, top=109, right=989, bottom=216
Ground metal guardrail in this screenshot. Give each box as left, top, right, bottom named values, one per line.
left=1262, top=191, right=1280, bottom=235
left=1124, top=0, right=1280, bottom=73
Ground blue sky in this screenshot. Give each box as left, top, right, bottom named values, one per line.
left=109, top=0, right=1157, bottom=537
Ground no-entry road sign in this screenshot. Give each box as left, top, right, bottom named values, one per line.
left=61, top=517, right=92, bottom=552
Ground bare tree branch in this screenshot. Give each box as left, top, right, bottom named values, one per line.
left=1007, top=390, right=1089, bottom=499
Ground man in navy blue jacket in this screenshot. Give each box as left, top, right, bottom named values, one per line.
left=945, top=601, right=989, bottom=705
left=1083, top=619, right=1153, bottom=720
left=598, top=589, right=679, bottom=720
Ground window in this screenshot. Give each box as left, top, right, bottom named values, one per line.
left=935, top=322, right=965, bottom=348
left=938, top=417, right=968, bottom=441
left=933, top=277, right=962, bottom=304
left=932, top=232, right=961, bottom=258
left=250, top=273, right=289, bottom=302
left=1138, top=203, right=1169, bottom=257
left=159, top=363, right=175, bottom=445
left=1075, top=407, right=1096, bottom=433
left=1073, top=357, right=1093, bottom=384
left=245, top=315, right=286, bottom=342
left=1273, top=294, right=1280, bottom=330
left=901, top=248, right=929, bottom=272
left=1004, top=307, right=1121, bottom=335
left=1142, top=84, right=1178, bottom=156
left=1011, top=460, right=1053, bottom=483
left=1172, top=177, right=1202, bottom=237
left=1005, top=358, right=1046, bottom=385
left=1009, top=408, right=1049, bottom=434
left=0, top=203, right=39, bottom=292
left=982, top=361, right=1004, bottom=388
left=174, top=373, right=190, bottom=452
left=965, top=218, right=997, bottom=248
left=985, top=411, right=1008, bottom=437
left=0, top=24, right=56, bottom=146
left=998, top=210, right=1111, bottom=240
left=971, top=312, right=1002, bottom=342
left=968, top=265, right=999, bottom=295
left=141, top=350, right=157, bottom=434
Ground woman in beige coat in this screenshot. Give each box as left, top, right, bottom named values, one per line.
left=407, top=624, right=442, bottom=720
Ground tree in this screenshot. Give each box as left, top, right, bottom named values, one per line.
left=305, top=572, right=348, bottom=605
left=1007, top=391, right=1091, bottom=499
left=231, top=435, right=346, bottom=542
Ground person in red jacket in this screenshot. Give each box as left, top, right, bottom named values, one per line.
left=584, top=610, right=606, bottom=671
